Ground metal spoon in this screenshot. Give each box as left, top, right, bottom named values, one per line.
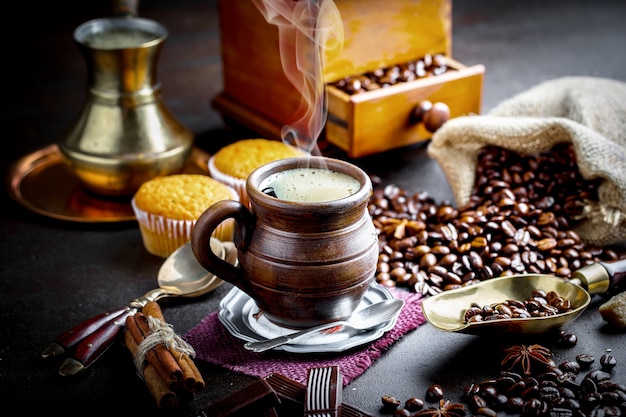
left=41, top=238, right=234, bottom=376
left=422, top=258, right=626, bottom=336
left=244, top=298, right=405, bottom=352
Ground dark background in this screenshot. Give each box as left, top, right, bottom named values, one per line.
left=2, top=1, right=625, bottom=416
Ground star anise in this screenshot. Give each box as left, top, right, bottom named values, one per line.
left=414, top=399, right=467, bottom=417
left=501, top=344, right=554, bottom=375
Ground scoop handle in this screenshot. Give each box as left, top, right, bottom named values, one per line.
left=601, top=258, right=626, bottom=293
left=572, top=258, right=626, bottom=295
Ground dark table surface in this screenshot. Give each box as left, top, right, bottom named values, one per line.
left=2, top=0, right=626, bottom=415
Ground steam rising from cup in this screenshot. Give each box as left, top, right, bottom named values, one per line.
left=252, top=0, right=344, bottom=155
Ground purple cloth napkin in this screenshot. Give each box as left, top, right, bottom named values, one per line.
left=184, top=288, right=425, bottom=386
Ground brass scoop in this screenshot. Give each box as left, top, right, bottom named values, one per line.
left=422, top=258, right=626, bottom=335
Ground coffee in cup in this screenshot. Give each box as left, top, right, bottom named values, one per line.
left=259, top=167, right=361, bottom=202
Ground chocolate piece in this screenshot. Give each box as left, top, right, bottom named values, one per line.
left=198, top=379, right=280, bottom=417
left=304, top=366, right=342, bottom=417
left=264, top=373, right=374, bottom=417
left=265, top=373, right=305, bottom=405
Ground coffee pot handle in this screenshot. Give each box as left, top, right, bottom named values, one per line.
left=191, top=200, right=253, bottom=293
left=112, top=0, right=139, bottom=17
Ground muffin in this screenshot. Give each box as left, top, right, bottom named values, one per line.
left=131, top=174, right=238, bottom=258
left=208, top=138, right=307, bottom=207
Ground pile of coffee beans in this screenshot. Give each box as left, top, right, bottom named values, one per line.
left=381, top=346, right=624, bottom=417
left=464, top=289, right=575, bottom=323
left=369, top=144, right=623, bottom=295
left=330, top=53, right=454, bottom=95
left=462, top=349, right=622, bottom=417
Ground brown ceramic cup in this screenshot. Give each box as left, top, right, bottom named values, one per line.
left=191, top=156, right=379, bottom=329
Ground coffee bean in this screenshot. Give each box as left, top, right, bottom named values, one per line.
left=506, top=396, right=525, bottom=413
left=560, top=398, right=580, bottom=411
left=549, top=407, right=574, bottom=417
left=558, top=333, right=578, bottom=348
left=559, top=361, right=581, bottom=374
left=425, top=384, right=444, bottom=402
left=556, top=387, right=577, bottom=401
left=577, top=354, right=596, bottom=369
left=382, top=395, right=401, bottom=411
left=539, top=386, right=561, bottom=402
left=492, top=393, right=509, bottom=410
left=582, top=392, right=603, bottom=410
left=404, top=397, right=424, bottom=411
left=468, top=394, right=487, bottom=411
left=475, top=406, right=497, bottom=417
left=523, top=398, right=550, bottom=417
left=580, top=378, right=599, bottom=396
left=601, top=391, right=623, bottom=406
left=393, top=408, right=412, bottom=417
left=602, top=405, right=621, bottom=416
left=586, top=370, right=612, bottom=383
left=463, top=383, right=481, bottom=400
left=599, top=354, right=617, bottom=371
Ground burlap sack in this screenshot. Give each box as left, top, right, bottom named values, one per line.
left=428, top=76, right=626, bottom=246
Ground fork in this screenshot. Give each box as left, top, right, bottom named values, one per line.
left=304, top=366, right=342, bottom=417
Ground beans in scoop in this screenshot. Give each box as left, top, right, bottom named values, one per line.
left=369, top=144, right=622, bottom=295
left=464, top=289, right=575, bottom=323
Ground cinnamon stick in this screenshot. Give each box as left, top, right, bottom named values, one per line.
left=126, top=313, right=182, bottom=389
left=143, top=301, right=166, bottom=321
left=184, top=353, right=205, bottom=391
left=124, top=329, right=178, bottom=409
left=142, top=301, right=205, bottom=392
left=169, top=346, right=205, bottom=392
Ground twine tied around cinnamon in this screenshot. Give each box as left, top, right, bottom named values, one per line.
left=133, top=315, right=196, bottom=375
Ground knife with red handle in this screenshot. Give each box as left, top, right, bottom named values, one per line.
left=41, top=306, right=138, bottom=376
left=58, top=308, right=136, bottom=376
left=41, top=307, right=132, bottom=358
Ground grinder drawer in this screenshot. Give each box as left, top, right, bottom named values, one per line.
left=325, top=58, right=485, bottom=158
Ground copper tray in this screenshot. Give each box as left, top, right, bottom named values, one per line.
left=7, top=144, right=210, bottom=223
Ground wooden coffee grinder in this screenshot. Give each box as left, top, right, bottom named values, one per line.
left=212, top=0, right=484, bottom=157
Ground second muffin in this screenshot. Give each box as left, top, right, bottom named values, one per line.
left=132, top=174, right=238, bottom=258
left=208, top=138, right=307, bottom=207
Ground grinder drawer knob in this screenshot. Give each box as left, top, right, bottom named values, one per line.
left=411, top=100, right=451, bottom=133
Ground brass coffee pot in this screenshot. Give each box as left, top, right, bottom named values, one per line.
left=58, top=3, right=193, bottom=196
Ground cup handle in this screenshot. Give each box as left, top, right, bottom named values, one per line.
left=191, top=200, right=253, bottom=293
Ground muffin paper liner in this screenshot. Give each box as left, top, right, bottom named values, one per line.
left=208, top=155, right=249, bottom=208
left=131, top=186, right=238, bottom=258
